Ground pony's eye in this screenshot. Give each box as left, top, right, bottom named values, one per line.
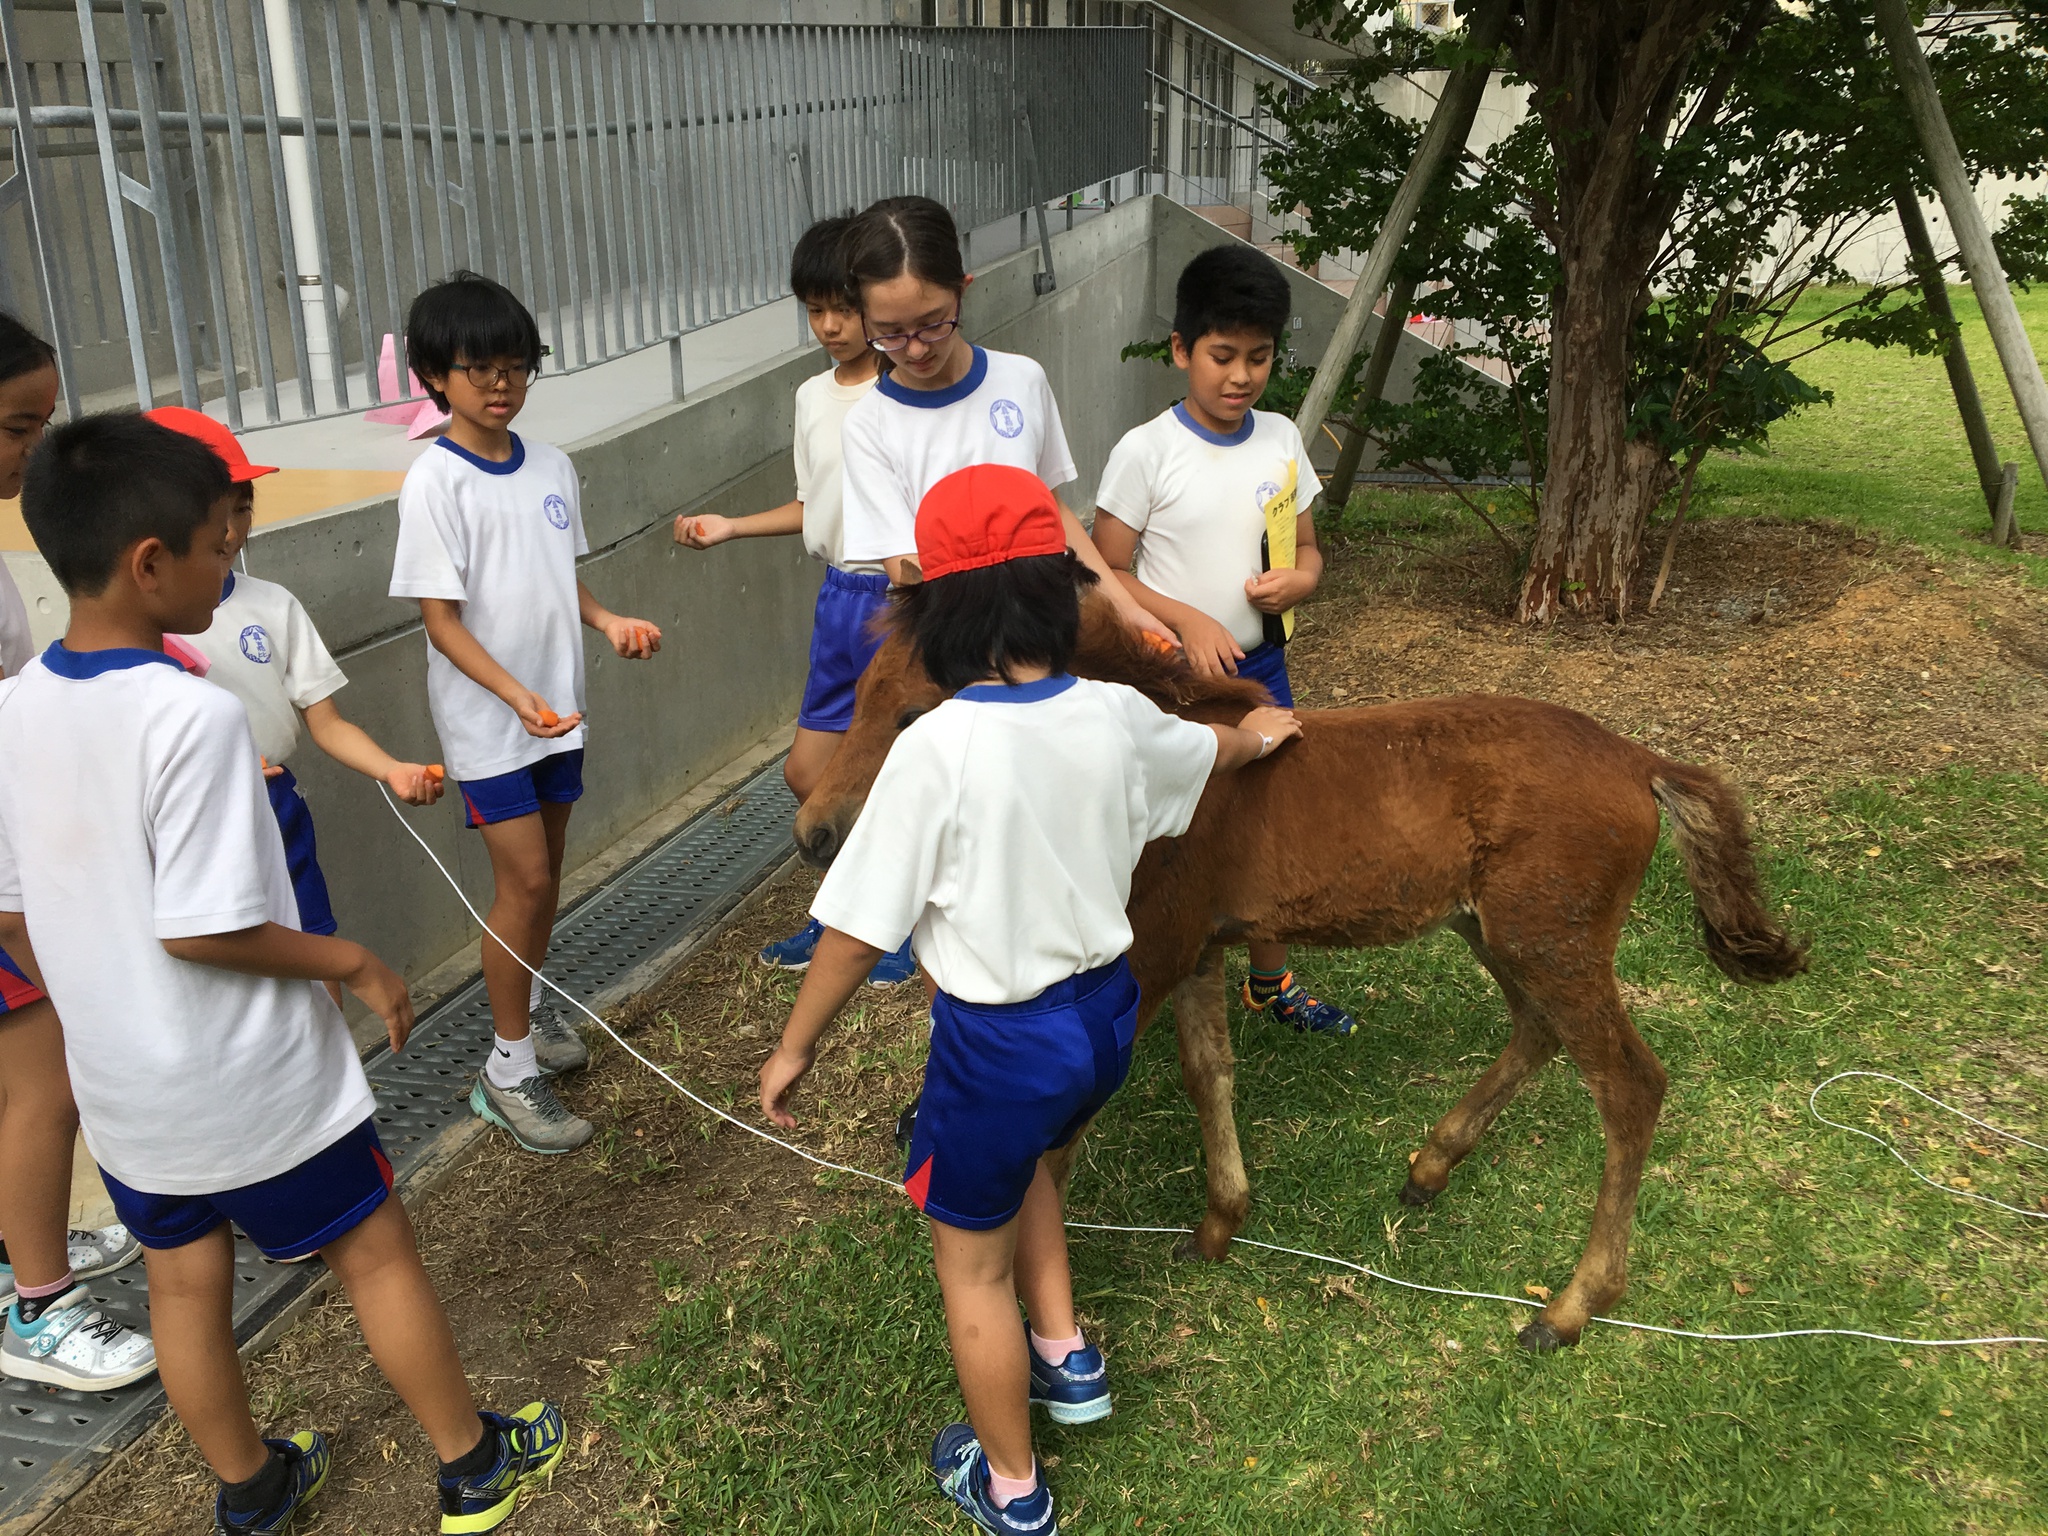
left=894, top=708, right=926, bottom=732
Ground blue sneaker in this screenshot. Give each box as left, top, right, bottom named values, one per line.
left=930, top=1423, right=1059, bottom=1535
left=438, top=1401, right=567, bottom=1533
left=757, top=918, right=823, bottom=971
left=1243, top=972, right=1356, bottom=1036
left=212, top=1431, right=329, bottom=1534
left=1027, top=1337, right=1112, bottom=1425
left=866, top=937, right=917, bottom=988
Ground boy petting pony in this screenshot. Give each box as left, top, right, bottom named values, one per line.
left=759, top=465, right=1298, bottom=1535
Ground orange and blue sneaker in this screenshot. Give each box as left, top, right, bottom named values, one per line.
left=438, top=1401, right=566, bottom=1533
left=1243, top=971, right=1356, bottom=1036
left=931, top=1423, right=1059, bottom=1534
left=212, top=1431, right=329, bottom=1534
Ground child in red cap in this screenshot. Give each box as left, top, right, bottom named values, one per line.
left=146, top=408, right=444, bottom=1009
left=759, top=464, right=1300, bottom=1536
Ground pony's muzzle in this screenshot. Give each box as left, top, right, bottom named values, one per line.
left=794, top=815, right=840, bottom=869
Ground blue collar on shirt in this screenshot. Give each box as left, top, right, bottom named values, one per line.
left=436, top=432, right=526, bottom=475
left=220, top=571, right=236, bottom=602
left=956, top=673, right=1077, bottom=704
left=39, top=641, right=184, bottom=679
left=876, top=345, right=987, bottom=409
left=1173, top=399, right=1255, bottom=447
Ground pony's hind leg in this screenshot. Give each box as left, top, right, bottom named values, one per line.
left=1173, top=946, right=1247, bottom=1261
left=1402, top=914, right=1560, bottom=1206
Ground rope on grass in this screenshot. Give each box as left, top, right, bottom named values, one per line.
left=379, top=788, right=2048, bottom=1351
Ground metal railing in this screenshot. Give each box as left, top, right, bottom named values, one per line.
left=0, top=3, right=1147, bottom=427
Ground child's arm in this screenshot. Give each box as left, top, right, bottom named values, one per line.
left=419, top=598, right=583, bottom=738
left=1092, top=512, right=1247, bottom=677
left=300, top=698, right=445, bottom=806
left=674, top=499, right=805, bottom=548
left=1057, top=504, right=1178, bottom=643
left=1244, top=507, right=1326, bottom=615
left=759, top=926, right=885, bottom=1128
left=160, top=922, right=415, bottom=1053
left=577, top=580, right=663, bottom=662
left=1210, top=705, right=1303, bottom=774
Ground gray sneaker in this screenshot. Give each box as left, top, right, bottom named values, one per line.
left=527, top=996, right=590, bottom=1074
left=0, top=1285, right=156, bottom=1390
left=469, top=1071, right=595, bottom=1155
left=0, top=1225, right=143, bottom=1308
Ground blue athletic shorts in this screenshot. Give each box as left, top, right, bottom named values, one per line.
left=0, top=949, right=45, bottom=1015
left=458, top=748, right=585, bottom=829
left=798, top=567, right=891, bottom=733
left=905, top=957, right=1140, bottom=1231
left=268, top=765, right=337, bottom=937
left=1236, top=641, right=1294, bottom=708
left=101, top=1118, right=393, bottom=1261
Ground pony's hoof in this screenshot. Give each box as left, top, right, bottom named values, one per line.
left=1398, top=1176, right=1441, bottom=1207
left=1516, top=1319, right=1574, bottom=1354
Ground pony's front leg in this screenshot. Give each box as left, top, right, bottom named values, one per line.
left=1173, top=946, right=1247, bottom=1260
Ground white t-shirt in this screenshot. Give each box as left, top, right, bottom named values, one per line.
left=389, top=435, right=590, bottom=780
left=839, top=346, right=1077, bottom=566
left=188, top=572, right=347, bottom=766
left=793, top=366, right=883, bottom=574
left=0, top=646, right=375, bottom=1194
left=0, top=562, right=34, bottom=678
left=810, top=675, right=1217, bottom=1004
left=1096, top=404, right=1324, bottom=652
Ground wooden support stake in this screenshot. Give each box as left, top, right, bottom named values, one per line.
left=1895, top=187, right=2005, bottom=517
left=1991, top=460, right=2019, bottom=547
left=1327, top=273, right=1419, bottom=501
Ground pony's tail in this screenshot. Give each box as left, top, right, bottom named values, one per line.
left=1650, top=760, right=1809, bottom=983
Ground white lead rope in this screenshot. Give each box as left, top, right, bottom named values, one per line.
left=378, top=786, right=2046, bottom=1350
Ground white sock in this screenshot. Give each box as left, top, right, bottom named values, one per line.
left=487, top=1032, right=539, bottom=1089
left=528, top=974, right=544, bottom=1013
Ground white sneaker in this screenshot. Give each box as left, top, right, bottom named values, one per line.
left=528, top=998, right=590, bottom=1074
left=0, top=1285, right=156, bottom=1390
left=0, top=1224, right=144, bottom=1307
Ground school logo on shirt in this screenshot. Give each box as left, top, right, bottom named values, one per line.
left=238, top=624, right=272, bottom=664
left=1256, top=480, right=1283, bottom=511
left=988, top=398, right=1025, bottom=439
left=542, top=493, right=570, bottom=530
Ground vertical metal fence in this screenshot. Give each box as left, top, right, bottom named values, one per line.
left=0, top=3, right=1146, bottom=427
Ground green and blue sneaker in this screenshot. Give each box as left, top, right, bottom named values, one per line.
left=1243, top=971, right=1356, bottom=1036
left=931, top=1423, right=1058, bottom=1534
left=212, top=1431, right=329, bottom=1534
left=438, top=1401, right=567, bottom=1534
left=1027, top=1338, right=1112, bottom=1425
left=757, top=918, right=824, bottom=971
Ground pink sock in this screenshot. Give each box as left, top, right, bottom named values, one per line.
left=1029, top=1327, right=1084, bottom=1365
left=15, top=1272, right=74, bottom=1300
left=986, top=1465, right=1039, bottom=1508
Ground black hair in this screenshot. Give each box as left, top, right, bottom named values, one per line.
left=0, top=311, right=57, bottom=389
left=1172, top=244, right=1292, bottom=350
left=790, top=215, right=858, bottom=305
left=843, top=195, right=966, bottom=302
left=897, top=551, right=1097, bottom=693
left=404, top=271, right=542, bottom=410
left=22, top=413, right=232, bottom=597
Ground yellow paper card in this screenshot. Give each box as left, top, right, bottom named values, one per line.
left=1261, top=459, right=1299, bottom=642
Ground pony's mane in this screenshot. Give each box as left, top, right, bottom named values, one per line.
left=1073, top=592, right=1269, bottom=716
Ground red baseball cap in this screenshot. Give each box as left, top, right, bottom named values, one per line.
left=914, top=464, right=1065, bottom=581
left=143, top=406, right=278, bottom=483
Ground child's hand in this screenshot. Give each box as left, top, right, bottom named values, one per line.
left=1239, top=705, right=1302, bottom=757
left=759, top=1042, right=816, bottom=1130
left=1177, top=613, right=1246, bottom=678
left=388, top=763, right=445, bottom=806
left=342, top=946, right=415, bottom=1054
left=604, top=616, right=662, bottom=660
left=1245, top=567, right=1316, bottom=614
left=1112, top=591, right=1179, bottom=647
left=260, top=755, right=283, bottom=779
left=674, top=513, right=734, bottom=548
left=512, top=692, right=583, bottom=738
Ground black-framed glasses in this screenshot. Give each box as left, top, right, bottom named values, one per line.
left=458, top=347, right=551, bottom=389
left=866, top=312, right=962, bottom=355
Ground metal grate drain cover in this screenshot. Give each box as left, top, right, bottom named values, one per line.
left=0, top=761, right=798, bottom=1532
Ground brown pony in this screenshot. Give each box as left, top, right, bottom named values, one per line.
left=796, top=595, right=1807, bottom=1350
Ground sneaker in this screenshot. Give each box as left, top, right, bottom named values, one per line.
left=1027, top=1337, right=1112, bottom=1425
left=930, top=1423, right=1059, bottom=1535
left=1242, top=972, right=1356, bottom=1036
left=438, top=1401, right=567, bottom=1534
left=757, top=917, right=824, bottom=971
left=0, top=1224, right=145, bottom=1307
left=866, top=937, right=918, bottom=988
left=212, top=1431, right=330, bottom=1534
left=1, top=1284, right=157, bottom=1389
left=527, top=997, right=590, bottom=1075
left=469, top=1073, right=595, bottom=1155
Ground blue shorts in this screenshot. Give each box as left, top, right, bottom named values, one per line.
left=0, top=949, right=45, bottom=1014
left=268, top=765, right=337, bottom=937
left=100, top=1118, right=393, bottom=1262
left=798, top=567, right=891, bottom=733
left=1236, top=641, right=1294, bottom=708
left=458, top=749, right=585, bottom=829
left=905, top=957, right=1140, bottom=1231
